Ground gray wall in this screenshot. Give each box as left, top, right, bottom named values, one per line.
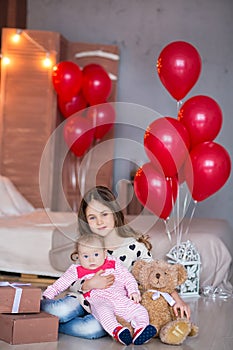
left=27, top=0, right=233, bottom=228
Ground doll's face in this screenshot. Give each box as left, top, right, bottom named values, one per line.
left=86, top=199, right=115, bottom=237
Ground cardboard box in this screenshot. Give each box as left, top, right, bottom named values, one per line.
left=0, top=285, right=41, bottom=313
left=0, top=312, right=59, bottom=344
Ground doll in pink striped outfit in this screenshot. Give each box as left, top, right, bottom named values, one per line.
left=43, top=233, right=156, bottom=345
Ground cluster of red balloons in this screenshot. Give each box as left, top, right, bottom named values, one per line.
left=52, top=61, right=116, bottom=157
left=179, top=95, right=231, bottom=202
left=134, top=41, right=231, bottom=220
left=134, top=116, right=190, bottom=220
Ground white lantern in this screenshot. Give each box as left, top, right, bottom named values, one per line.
left=166, top=240, right=201, bottom=297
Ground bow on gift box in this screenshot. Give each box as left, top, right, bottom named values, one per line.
left=0, top=281, right=31, bottom=313
left=148, top=289, right=176, bottom=306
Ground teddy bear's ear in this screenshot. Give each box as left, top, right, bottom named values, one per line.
left=131, top=260, right=147, bottom=281
left=177, top=264, right=188, bottom=285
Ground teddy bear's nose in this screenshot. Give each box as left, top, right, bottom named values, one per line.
left=156, top=273, right=160, bottom=279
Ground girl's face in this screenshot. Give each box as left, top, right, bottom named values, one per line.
left=78, top=244, right=106, bottom=270
left=86, top=199, right=115, bottom=237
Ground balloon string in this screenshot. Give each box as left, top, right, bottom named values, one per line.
left=79, top=108, right=97, bottom=197
left=164, top=219, right=172, bottom=242
left=70, top=153, right=77, bottom=191
left=179, top=187, right=189, bottom=241
left=176, top=100, right=183, bottom=116
left=79, top=157, right=85, bottom=198
left=70, top=154, right=80, bottom=212
left=85, top=139, right=96, bottom=192
left=79, top=138, right=97, bottom=197
left=79, top=154, right=89, bottom=198
left=175, top=180, right=183, bottom=249
left=182, top=188, right=189, bottom=217
left=183, top=200, right=197, bottom=238
left=169, top=177, right=178, bottom=244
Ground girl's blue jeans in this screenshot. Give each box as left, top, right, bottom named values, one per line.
left=40, top=295, right=107, bottom=339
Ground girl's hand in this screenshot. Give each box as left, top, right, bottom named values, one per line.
left=129, top=292, right=141, bottom=303
left=171, top=291, right=191, bottom=319
left=173, top=300, right=191, bottom=319
left=82, top=270, right=115, bottom=292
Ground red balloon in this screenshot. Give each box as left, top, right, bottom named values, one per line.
left=58, top=91, right=88, bottom=118
left=184, top=141, right=231, bottom=202
left=63, top=115, right=94, bottom=157
left=87, top=103, right=116, bottom=140
left=157, top=41, right=202, bottom=101
left=178, top=95, right=223, bottom=148
left=82, top=63, right=105, bottom=75
left=134, top=162, right=178, bottom=220
left=52, top=61, right=83, bottom=101
left=144, top=117, right=190, bottom=177
left=82, top=65, right=112, bottom=105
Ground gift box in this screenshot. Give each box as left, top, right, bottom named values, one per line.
left=0, top=312, right=59, bottom=344
left=0, top=283, right=41, bottom=313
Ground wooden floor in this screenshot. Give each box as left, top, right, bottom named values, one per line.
left=0, top=294, right=233, bottom=350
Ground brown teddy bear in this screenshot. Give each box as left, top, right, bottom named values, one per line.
left=131, top=259, right=199, bottom=345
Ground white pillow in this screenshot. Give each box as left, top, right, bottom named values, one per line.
left=0, top=176, right=35, bottom=216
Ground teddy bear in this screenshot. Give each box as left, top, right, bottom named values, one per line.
left=130, top=259, right=199, bottom=345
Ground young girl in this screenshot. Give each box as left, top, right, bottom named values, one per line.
left=43, top=233, right=156, bottom=345
left=41, top=186, right=190, bottom=340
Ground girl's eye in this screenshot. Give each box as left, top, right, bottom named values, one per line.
left=103, top=212, right=108, bottom=217
left=94, top=253, right=99, bottom=257
left=84, top=255, right=89, bottom=259
left=88, top=216, right=95, bottom=221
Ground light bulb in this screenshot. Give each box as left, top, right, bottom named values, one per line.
left=43, top=53, right=52, bottom=68
left=12, top=30, right=22, bottom=43
left=2, top=56, right=10, bottom=65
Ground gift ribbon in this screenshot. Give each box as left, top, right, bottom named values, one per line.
left=148, top=289, right=176, bottom=306
left=0, top=281, right=31, bottom=313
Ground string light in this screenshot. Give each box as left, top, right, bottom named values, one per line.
left=43, top=52, right=52, bottom=68
left=7, top=29, right=56, bottom=69
left=0, top=54, right=10, bottom=65
left=11, top=29, right=22, bottom=43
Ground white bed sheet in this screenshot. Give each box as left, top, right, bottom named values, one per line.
left=0, top=210, right=76, bottom=277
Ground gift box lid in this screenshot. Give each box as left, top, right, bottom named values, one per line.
left=0, top=284, right=41, bottom=313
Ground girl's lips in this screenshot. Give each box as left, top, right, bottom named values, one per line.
left=89, top=264, right=97, bottom=268
left=98, top=226, right=107, bottom=230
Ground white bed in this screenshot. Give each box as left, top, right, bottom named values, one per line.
left=0, top=176, right=233, bottom=294
left=0, top=210, right=76, bottom=277
left=0, top=175, right=76, bottom=277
